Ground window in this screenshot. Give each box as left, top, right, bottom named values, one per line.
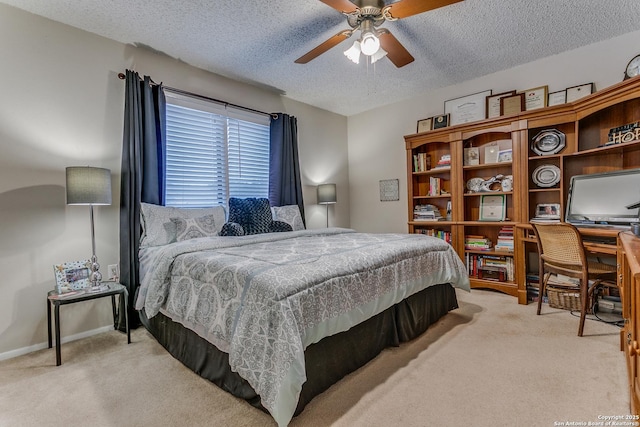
left=164, top=90, right=270, bottom=208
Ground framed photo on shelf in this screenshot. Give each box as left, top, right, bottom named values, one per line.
left=464, top=147, right=480, bottom=166
left=444, top=89, right=492, bottom=125
left=432, top=113, right=450, bottom=129
left=566, top=83, right=594, bottom=102
left=500, top=93, right=525, bottom=116
left=547, top=90, right=566, bottom=107
left=484, top=143, right=500, bottom=164
left=523, top=85, right=548, bottom=111
left=416, top=117, right=432, bottom=133
left=53, top=260, right=91, bottom=293
left=497, top=148, right=513, bottom=163
left=535, top=203, right=561, bottom=219
left=485, top=91, right=516, bottom=118
left=479, top=195, right=506, bottom=221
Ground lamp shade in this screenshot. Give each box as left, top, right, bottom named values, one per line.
left=317, top=183, right=337, bottom=205
left=66, top=167, right=112, bottom=205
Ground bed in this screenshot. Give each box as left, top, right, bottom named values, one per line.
left=134, top=203, right=469, bottom=427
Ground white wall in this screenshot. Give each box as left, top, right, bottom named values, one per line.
left=0, top=4, right=348, bottom=357
left=347, top=29, right=640, bottom=233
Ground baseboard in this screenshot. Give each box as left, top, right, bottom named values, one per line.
left=0, top=325, right=114, bottom=362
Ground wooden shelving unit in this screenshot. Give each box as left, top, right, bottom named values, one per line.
left=405, top=75, right=640, bottom=305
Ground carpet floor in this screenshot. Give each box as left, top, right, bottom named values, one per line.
left=0, top=288, right=630, bottom=427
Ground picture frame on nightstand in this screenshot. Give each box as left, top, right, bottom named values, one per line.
left=53, top=260, right=91, bottom=293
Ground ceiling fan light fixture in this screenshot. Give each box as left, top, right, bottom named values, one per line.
left=344, top=40, right=361, bottom=64
left=370, top=46, right=387, bottom=64
left=360, top=31, right=380, bottom=56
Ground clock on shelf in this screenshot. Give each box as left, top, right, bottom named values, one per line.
left=624, top=54, right=640, bottom=80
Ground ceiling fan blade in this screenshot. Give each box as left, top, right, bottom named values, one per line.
left=378, top=29, right=414, bottom=68
left=319, top=0, right=359, bottom=14
left=386, top=0, right=463, bottom=19
left=295, top=30, right=353, bottom=64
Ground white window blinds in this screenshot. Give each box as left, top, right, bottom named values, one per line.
left=164, top=90, right=270, bottom=208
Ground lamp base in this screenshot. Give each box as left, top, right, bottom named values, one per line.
left=87, top=255, right=106, bottom=292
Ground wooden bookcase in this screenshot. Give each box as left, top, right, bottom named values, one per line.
left=405, top=75, right=640, bottom=304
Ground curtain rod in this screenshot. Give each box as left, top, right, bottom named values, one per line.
left=117, top=72, right=278, bottom=119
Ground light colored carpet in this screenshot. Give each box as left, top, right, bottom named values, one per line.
left=0, top=289, right=630, bottom=427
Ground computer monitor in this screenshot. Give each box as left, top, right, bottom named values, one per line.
left=565, top=168, right=640, bottom=226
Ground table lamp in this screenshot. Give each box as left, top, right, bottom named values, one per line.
left=66, top=166, right=112, bottom=290
left=317, top=183, right=337, bottom=228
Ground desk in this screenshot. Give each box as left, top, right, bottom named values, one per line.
left=47, top=282, right=130, bottom=366
left=618, top=231, right=640, bottom=416
left=515, top=224, right=620, bottom=304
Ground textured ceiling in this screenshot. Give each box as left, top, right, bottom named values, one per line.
left=3, top=0, right=640, bottom=116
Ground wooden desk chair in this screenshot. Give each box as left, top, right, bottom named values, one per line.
left=531, top=222, right=617, bottom=336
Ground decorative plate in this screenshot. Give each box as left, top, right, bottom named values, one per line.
left=531, top=129, right=566, bottom=156
left=532, top=164, right=561, bottom=187
left=466, top=177, right=484, bottom=193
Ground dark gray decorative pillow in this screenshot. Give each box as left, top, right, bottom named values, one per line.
left=171, top=214, right=218, bottom=241
left=220, top=222, right=245, bottom=236
left=228, top=197, right=274, bottom=235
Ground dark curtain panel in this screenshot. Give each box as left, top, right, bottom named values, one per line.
left=269, top=113, right=305, bottom=225
left=118, top=70, right=166, bottom=330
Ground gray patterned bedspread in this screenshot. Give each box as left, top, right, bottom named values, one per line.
left=135, top=228, right=469, bottom=427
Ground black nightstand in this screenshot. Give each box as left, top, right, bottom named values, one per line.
left=47, top=282, right=130, bottom=366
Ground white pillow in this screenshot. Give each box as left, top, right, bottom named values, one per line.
left=271, top=205, right=305, bottom=231
left=171, top=214, right=219, bottom=241
left=140, top=203, right=226, bottom=247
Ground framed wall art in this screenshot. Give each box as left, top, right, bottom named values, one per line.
left=432, top=114, right=450, bottom=129
left=500, top=93, right=525, bottom=116
left=379, top=179, right=400, bottom=202
left=566, top=83, right=594, bottom=102
left=444, top=90, right=492, bottom=125
left=53, top=260, right=91, bottom=293
left=547, top=90, right=566, bottom=107
left=523, top=85, right=548, bottom=111
left=485, top=91, right=515, bottom=118
left=416, top=117, right=432, bottom=133
left=479, top=195, right=506, bottom=221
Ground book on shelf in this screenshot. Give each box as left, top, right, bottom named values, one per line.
left=530, top=217, right=561, bottom=223
left=428, top=177, right=442, bottom=196
left=413, top=153, right=431, bottom=172
left=416, top=228, right=452, bottom=244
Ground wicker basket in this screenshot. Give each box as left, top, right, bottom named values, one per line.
left=546, top=285, right=592, bottom=313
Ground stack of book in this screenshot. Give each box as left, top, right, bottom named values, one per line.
left=495, top=225, right=514, bottom=251
left=413, top=204, right=444, bottom=221
left=434, top=154, right=451, bottom=168
left=464, top=235, right=492, bottom=250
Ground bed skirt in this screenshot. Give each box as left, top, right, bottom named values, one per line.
left=139, top=282, right=458, bottom=418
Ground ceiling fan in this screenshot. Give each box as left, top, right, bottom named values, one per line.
left=295, top=0, right=463, bottom=68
